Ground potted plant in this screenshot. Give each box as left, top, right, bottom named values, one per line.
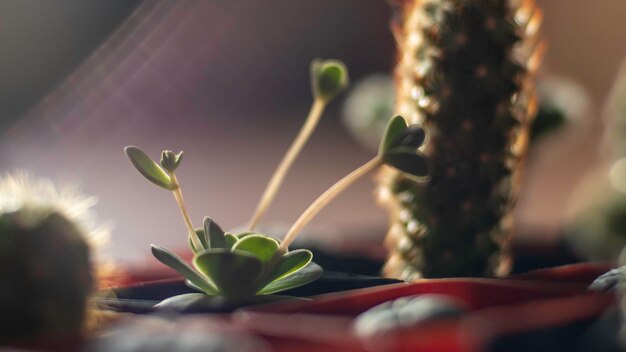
left=110, top=60, right=429, bottom=313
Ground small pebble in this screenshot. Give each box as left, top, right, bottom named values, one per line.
left=589, top=266, right=626, bottom=291
left=353, top=294, right=467, bottom=337
left=86, top=315, right=269, bottom=352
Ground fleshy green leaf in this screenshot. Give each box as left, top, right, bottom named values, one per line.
left=234, top=232, right=286, bottom=251
left=193, top=249, right=263, bottom=298
left=125, top=146, right=175, bottom=190
left=188, top=237, right=198, bottom=253
left=311, top=59, right=349, bottom=103
left=185, top=280, right=204, bottom=293
left=379, top=116, right=408, bottom=155
left=189, top=228, right=209, bottom=253
left=231, top=234, right=280, bottom=263
left=189, top=237, right=197, bottom=252
left=224, top=233, right=238, bottom=249
left=154, top=293, right=212, bottom=312
left=235, top=231, right=256, bottom=239
left=150, top=245, right=218, bottom=295
left=383, top=148, right=429, bottom=178
left=204, top=217, right=226, bottom=249
left=154, top=293, right=308, bottom=312
left=266, top=249, right=313, bottom=284
left=258, top=262, right=323, bottom=295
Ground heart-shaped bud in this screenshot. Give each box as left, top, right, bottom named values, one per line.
left=311, top=59, right=350, bottom=103
left=379, top=117, right=429, bottom=178
left=379, top=115, right=408, bottom=155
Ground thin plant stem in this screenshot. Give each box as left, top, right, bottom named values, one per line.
left=248, top=98, right=327, bottom=230
left=279, top=156, right=383, bottom=252
left=170, top=173, right=203, bottom=250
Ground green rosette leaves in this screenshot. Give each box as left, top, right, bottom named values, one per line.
left=152, top=218, right=321, bottom=298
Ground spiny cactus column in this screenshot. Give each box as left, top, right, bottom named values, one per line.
left=379, top=0, right=544, bottom=279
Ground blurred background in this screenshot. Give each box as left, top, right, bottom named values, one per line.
left=1, top=0, right=625, bottom=265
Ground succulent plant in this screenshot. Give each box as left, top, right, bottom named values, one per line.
left=125, top=147, right=321, bottom=300
left=380, top=0, right=544, bottom=279
left=123, top=60, right=352, bottom=302
left=124, top=55, right=429, bottom=304
left=125, top=114, right=427, bottom=302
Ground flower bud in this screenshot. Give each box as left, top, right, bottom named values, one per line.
left=311, top=59, right=349, bottom=103
left=161, top=150, right=184, bottom=173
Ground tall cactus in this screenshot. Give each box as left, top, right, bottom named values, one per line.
left=379, top=0, right=544, bottom=279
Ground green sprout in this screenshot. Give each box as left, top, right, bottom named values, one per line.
left=278, top=115, right=428, bottom=252
left=247, top=59, right=349, bottom=230
left=125, top=147, right=321, bottom=300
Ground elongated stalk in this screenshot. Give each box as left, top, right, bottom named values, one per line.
left=248, top=98, right=327, bottom=230
left=279, top=156, right=383, bottom=252
left=170, top=173, right=203, bottom=250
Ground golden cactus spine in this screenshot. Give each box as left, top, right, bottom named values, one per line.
left=380, top=0, right=544, bottom=279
